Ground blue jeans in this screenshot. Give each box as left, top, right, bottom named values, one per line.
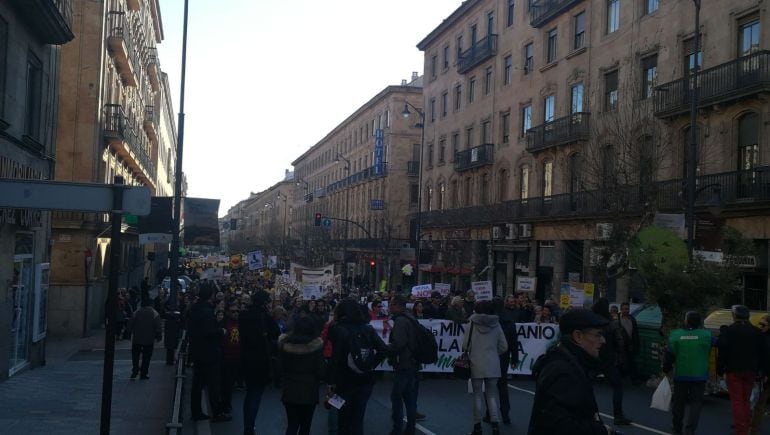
left=338, top=383, right=373, bottom=435
left=243, top=382, right=265, bottom=432
left=391, top=369, right=419, bottom=434
left=327, top=406, right=338, bottom=435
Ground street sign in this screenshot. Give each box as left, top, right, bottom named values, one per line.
left=322, top=218, right=332, bottom=228
left=0, top=178, right=151, bottom=215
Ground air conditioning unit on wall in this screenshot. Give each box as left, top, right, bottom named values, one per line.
left=596, top=223, right=613, bottom=241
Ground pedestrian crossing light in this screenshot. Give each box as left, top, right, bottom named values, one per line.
left=314, top=213, right=322, bottom=226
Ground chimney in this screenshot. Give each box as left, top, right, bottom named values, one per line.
left=401, top=79, right=407, bottom=86
left=411, top=71, right=418, bottom=81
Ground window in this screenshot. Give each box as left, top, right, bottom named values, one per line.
left=605, top=70, right=618, bottom=111
left=542, top=161, right=553, bottom=197
left=441, top=91, right=448, bottom=117
left=641, top=55, right=658, bottom=99
left=385, top=110, right=390, bottom=127
left=426, top=185, right=433, bottom=211
left=739, top=113, right=759, bottom=170
left=544, top=95, right=555, bottom=122
left=507, top=0, right=515, bottom=27
left=427, top=143, right=434, bottom=167
left=498, top=169, right=509, bottom=201
left=454, top=84, right=462, bottom=110
left=546, top=28, right=558, bottom=63
left=25, top=52, right=43, bottom=141
left=482, top=120, right=491, bottom=143
left=439, top=139, right=446, bottom=163
left=569, top=153, right=582, bottom=194
left=457, top=35, right=463, bottom=61
left=464, top=177, right=472, bottom=206
left=438, top=183, right=446, bottom=210
left=431, top=55, right=437, bottom=78
left=443, top=45, right=450, bottom=69
left=607, top=0, right=620, bottom=33
left=739, top=18, right=761, bottom=57
left=451, top=180, right=458, bottom=207
left=471, top=24, right=478, bottom=45
left=487, top=12, right=495, bottom=35
left=0, top=17, right=7, bottom=117
left=466, top=127, right=474, bottom=149
left=601, top=145, right=615, bottom=188
left=484, top=67, right=493, bottom=94
left=452, top=132, right=460, bottom=159
left=571, top=83, right=584, bottom=113
left=520, top=165, right=530, bottom=199
left=480, top=173, right=489, bottom=205
left=410, top=184, right=419, bottom=206
left=501, top=112, right=511, bottom=144
left=574, top=12, right=586, bottom=50
left=468, top=77, right=476, bottom=103
left=430, top=98, right=436, bottom=122
left=521, top=105, right=532, bottom=135
left=639, top=135, right=655, bottom=186
left=524, top=43, right=534, bottom=74
left=504, top=55, right=513, bottom=85
left=684, top=37, right=703, bottom=73
left=644, top=0, right=659, bottom=15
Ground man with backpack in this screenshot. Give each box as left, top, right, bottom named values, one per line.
left=388, top=295, right=438, bottom=435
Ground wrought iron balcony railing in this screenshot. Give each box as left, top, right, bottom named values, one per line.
left=9, top=0, right=74, bottom=44
left=654, top=51, right=770, bottom=118
left=455, top=144, right=494, bottom=172
left=326, top=163, right=389, bottom=195
left=526, top=112, right=590, bottom=153
left=529, top=0, right=585, bottom=28
left=407, top=161, right=420, bottom=177
left=103, top=104, right=157, bottom=183
left=107, top=10, right=142, bottom=87
left=457, top=35, right=498, bottom=74
left=420, top=167, right=770, bottom=228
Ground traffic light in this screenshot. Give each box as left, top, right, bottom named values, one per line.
left=370, top=260, right=376, bottom=268
left=314, top=213, right=322, bottom=226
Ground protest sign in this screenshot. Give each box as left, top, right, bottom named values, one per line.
left=247, top=251, right=263, bottom=270
left=515, top=276, right=537, bottom=292
left=301, top=285, right=322, bottom=300
left=267, top=256, right=277, bottom=269
left=434, top=283, right=451, bottom=296
left=583, top=282, right=595, bottom=299
left=411, top=284, right=433, bottom=298
left=568, top=282, right=585, bottom=307
left=471, top=281, right=493, bottom=301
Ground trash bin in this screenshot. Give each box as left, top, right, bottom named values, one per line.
left=633, top=305, right=664, bottom=380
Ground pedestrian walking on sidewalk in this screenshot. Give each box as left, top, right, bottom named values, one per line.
left=592, top=298, right=633, bottom=426
left=278, top=316, right=324, bottom=435
left=528, top=308, right=610, bottom=435
left=129, top=298, right=161, bottom=380
left=663, top=311, right=713, bottom=435
left=388, top=295, right=420, bottom=435
left=463, top=300, right=508, bottom=435
left=718, top=305, right=765, bottom=435
left=220, top=302, right=242, bottom=415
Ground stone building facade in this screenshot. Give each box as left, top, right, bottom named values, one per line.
left=0, top=0, right=74, bottom=378
left=417, top=0, right=770, bottom=306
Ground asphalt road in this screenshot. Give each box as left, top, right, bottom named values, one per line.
left=207, top=374, right=766, bottom=435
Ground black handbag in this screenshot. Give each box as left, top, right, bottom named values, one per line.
left=453, top=323, right=473, bottom=380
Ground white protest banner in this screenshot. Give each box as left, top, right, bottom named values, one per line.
left=267, top=256, right=277, bottom=269
left=368, top=320, right=558, bottom=375
left=471, top=280, right=493, bottom=301
left=247, top=251, right=263, bottom=270
left=515, top=276, right=537, bottom=292
left=434, top=283, right=451, bottom=296
left=411, top=284, right=433, bottom=299
left=301, top=285, right=322, bottom=300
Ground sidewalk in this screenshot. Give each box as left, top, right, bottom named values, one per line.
left=0, top=329, right=176, bottom=435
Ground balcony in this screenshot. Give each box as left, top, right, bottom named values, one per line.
left=420, top=167, right=770, bottom=228
left=146, top=47, right=161, bottom=92
left=107, top=11, right=142, bottom=87
left=529, top=0, right=584, bottom=28
left=654, top=51, right=770, bottom=118
left=455, top=144, right=493, bottom=172
left=407, top=161, right=420, bottom=177
left=9, top=0, right=74, bottom=44
left=457, top=35, right=498, bottom=74
left=526, top=112, right=590, bottom=153
left=103, top=104, right=156, bottom=186
left=325, top=164, right=389, bottom=194
left=143, top=105, right=158, bottom=143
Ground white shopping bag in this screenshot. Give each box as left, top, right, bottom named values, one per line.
left=650, top=376, right=672, bottom=412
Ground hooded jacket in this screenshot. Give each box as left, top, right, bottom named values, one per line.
left=278, top=333, right=324, bottom=405
left=462, top=313, right=508, bottom=379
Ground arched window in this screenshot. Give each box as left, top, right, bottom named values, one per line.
left=638, top=135, right=655, bottom=186
left=464, top=177, right=472, bottom=206
left=438, top=182, right=446, bottom=210
left=569, top=153, right=582, bottom=195
left=738, top=113, right=759, bottom=171
left=480, top=173, right=490, bottom=204
left=426, top=185, right=433, bottom=211
left=451, top=179, right=458, bottom=208
left=498, top=169, right=509, bottom=201
left=601, top=145, right=615, bottom=189
left=520, top=165, right=530, bottom=199
left=542, top=161, right=553, bottom=197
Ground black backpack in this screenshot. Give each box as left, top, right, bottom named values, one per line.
left=408, top=317, right=439, bottom=365
left=346, top=325, right=382, bottom=375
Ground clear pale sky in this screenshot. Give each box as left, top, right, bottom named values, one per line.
left=156, top=0, right=461, bottom=216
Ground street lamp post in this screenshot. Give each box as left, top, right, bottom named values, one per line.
left=296, top=179, right=310, bottom=263
left=686, top=0, right=701, bottom=263
left=335, top=153, right=351, bottom=289
left=401, top=101, right=425, bottom=284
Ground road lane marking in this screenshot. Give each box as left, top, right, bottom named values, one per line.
left=370, top=395, right=437, bottom=435
left=507, top=384, right=672, bottom=435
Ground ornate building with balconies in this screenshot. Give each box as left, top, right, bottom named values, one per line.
left=49, top=0, right=171, bottom=336
left=417, top=0, right=770, bottom=307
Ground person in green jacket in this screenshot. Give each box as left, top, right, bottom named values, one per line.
left=663, top=311, right=714, bottom=435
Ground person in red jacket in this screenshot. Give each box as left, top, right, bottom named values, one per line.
left=220, top=303, right=241, bottom=414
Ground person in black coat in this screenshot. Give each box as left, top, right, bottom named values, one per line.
left=240, top=290, right=280, bottom=435
left=278, top=316, right=324, bottom=435
left=528, top=309, right=611, bottom=435
left=592, top=298, right=632, bottom=426
left=188, top=284, right=228, bottom=422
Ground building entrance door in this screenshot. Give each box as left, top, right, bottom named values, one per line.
left=9, top=232, right=34, bottom=376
